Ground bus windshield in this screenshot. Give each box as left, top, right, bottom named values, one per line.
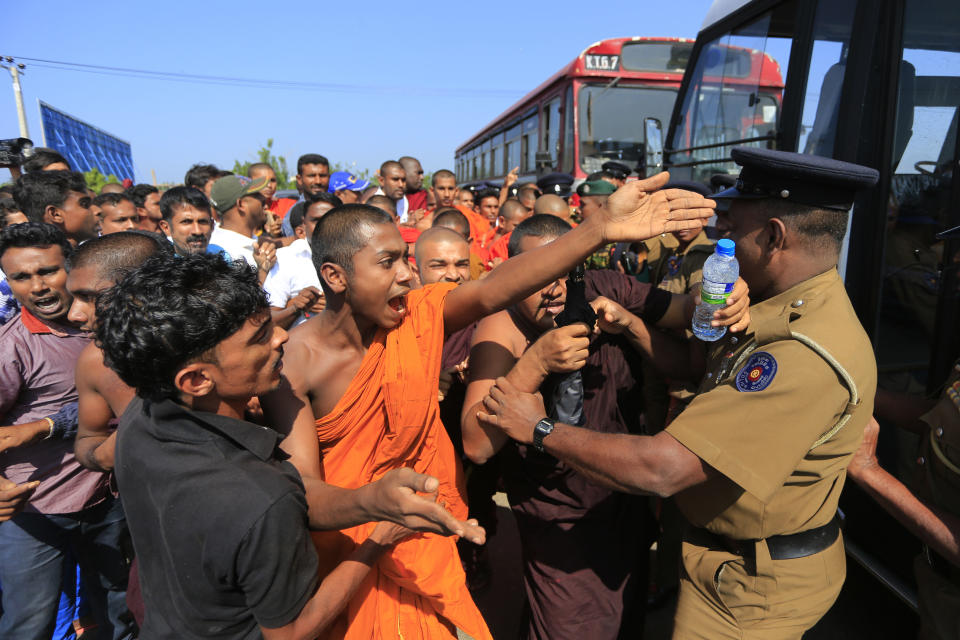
left=579, top=83, right=677, bottom=174
left=667, top=3, right=791, bottom=182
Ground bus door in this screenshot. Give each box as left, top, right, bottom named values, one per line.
left=875, top=0, right=960, bottom=396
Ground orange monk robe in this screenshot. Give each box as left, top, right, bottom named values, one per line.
left=313, top=283, right=492, bottom=640
left=486, top=231, right=511, bottom=268
left=455, top=205, right=490, bottom=252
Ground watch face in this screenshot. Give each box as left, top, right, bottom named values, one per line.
left=534, top=419, right=555, bottom=451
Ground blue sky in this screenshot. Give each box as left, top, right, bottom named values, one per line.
left=5, top=1, right=714, bottom=185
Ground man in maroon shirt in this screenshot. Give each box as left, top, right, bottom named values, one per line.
left=460, top=215, right=750, bottom=639
left=0, top=222, right=134, bottom=639
left=399, top=155, right=429, bottom=212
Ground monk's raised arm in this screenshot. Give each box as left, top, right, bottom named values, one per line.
left=443, top=172, right=716, bottom=333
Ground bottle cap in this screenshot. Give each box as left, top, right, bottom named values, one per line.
left=716, top=238, right=735, bottom=257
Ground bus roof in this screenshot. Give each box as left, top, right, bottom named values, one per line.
left=701, top=0, right=752, bottom=30
left=455, top=36, right=693, bottom=153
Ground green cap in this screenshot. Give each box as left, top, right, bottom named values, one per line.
left=209, top=175, right=269, bottom=214
left=576, top=179, right=617, bottom=197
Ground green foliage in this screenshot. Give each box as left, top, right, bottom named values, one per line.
left=83, top=168, right=121, bottom=194
left=232, top=139, right=293, bottom=190
left=330, top=161, right=375, bottom=183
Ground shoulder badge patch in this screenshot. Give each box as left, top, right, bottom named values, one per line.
left=735, top=351, right=778, bottom=392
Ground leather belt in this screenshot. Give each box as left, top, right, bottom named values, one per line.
left=692, top=516, right=841, bottom=561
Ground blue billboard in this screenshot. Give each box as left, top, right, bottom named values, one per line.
left=38, top=101, right=135, bottom=181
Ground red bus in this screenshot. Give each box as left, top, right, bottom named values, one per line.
left=455, top=37, right=698, bottom=185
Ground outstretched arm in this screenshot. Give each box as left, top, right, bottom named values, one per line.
left=444, top=173, right=716, bottom=333
left=848, top=417, right=960, bottom=566
left=476, top=376, right=716, bottom=497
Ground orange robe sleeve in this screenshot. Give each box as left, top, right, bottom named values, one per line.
left=312, top=283, right=492, bottom=640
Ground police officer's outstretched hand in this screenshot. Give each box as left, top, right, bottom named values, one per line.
left=601, top=171, right=716, bottom=243
left=691, top=277, right=752, bottom=333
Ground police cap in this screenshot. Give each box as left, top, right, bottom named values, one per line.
left=713, top=147, right=879, bottom=211
left=665, top=180, right=712, bottom=198
left=536, top=172, right=574, bottom=197
left=576, top=180, right=617, bottom=197
left=709, top=173, right=737, bottom=193
left=601, top=161, right=631, bottom=180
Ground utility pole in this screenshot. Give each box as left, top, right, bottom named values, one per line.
left=1, top=57, right=29, bottom=139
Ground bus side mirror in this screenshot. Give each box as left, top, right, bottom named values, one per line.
left=645, top=117, right=664, bottom=173
left=535, top=150, right=553, bottom=171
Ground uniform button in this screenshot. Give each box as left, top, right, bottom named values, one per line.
left=937, top=427, right=944, bottom=438
left=730, top=336, right=738, bottom=345
left=792, top=299, right=805, bottom=308
left=706, top=372, right=713, bottom=379
left=917, top=456, right=926, bottom=466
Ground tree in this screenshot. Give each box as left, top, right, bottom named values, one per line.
left=83, top=168, right=121, bottom=194
left=233, top=139, right=293, bottom=190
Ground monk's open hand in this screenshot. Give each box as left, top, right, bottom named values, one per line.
left=601, top=172, right=716, bottom=243
left=371, top=468, right=486, bottom=545
left=477, top=376, right=545, bottom=446
left=690, top=276, right=751, bottom=333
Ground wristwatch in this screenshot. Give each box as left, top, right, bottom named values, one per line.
left=532, top=418, right=556, bottom=452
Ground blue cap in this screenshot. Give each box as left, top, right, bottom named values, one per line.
left=713, top=147, right=879, bottom=211
left=716, top=238, right=735, bottom=257
left=328, top=171, right=370, bottom=193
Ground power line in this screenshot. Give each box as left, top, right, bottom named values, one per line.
left=5, top=55, right=523, bottom=98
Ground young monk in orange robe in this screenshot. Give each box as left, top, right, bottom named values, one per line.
left=261, top=173, right=719, bottom=639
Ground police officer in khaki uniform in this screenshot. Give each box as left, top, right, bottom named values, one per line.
left=848, top=223, right=960, bottom=640
left=476, top=147, right=880, bottom=639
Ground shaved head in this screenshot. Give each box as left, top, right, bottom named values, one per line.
left=414, top=226, right=469, bottom=266
left=499, top=200, right=528, bottom=222
left=67, top=230, right=170, bottom=280
left=433, top=169, right=455, bottom=183
left=414, top=227, right=471, bottom=285
left=534, top=194, right=569, bottom=218
left=432, top=207, right=470, bottom=239
left=517, top=184, right=538, bottom=209
left=100, top=183, right=126, bottom=195
left=311, top=204, right=395, bottom=285
left=366, top=195, right=397, bottom=218
left=380, top=160, right=403, bottom=175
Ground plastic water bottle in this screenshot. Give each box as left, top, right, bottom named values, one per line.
left=692, top=239, right=739, bottom=341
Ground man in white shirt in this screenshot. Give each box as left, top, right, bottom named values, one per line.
left=263, top=193, right=341, bottom=329
left=374, top=160, right=409, bottom=222
left=208, top=175, right=275, bottom=280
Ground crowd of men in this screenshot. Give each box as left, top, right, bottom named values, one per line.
left=0, top=144, right=957, bottom=640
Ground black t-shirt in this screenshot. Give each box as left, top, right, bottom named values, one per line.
left=115, top=397, right=319, bottom=639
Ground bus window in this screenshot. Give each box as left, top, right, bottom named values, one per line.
left=797, top=0, right=858, bottom=156
left=493, top=132, right=505, bottom=176
left=562, top=85, right=575, bottom=173
left=878, top=0, right=960, bottom=384
left=669, top=1, right=794, bottom=182
left=523, top=115, right=538, bottom=172
left=545, top=97, right=562, bottom=167
left=505, top=123, right=522, bottom=173
left=579, top=84, right=677, bottom=174
left=481, top=139, right=491, bottom=177
left=621, top=41, right=693, bottom=73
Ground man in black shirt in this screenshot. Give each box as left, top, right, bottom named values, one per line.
left=96, top=253, right=484, bottom=639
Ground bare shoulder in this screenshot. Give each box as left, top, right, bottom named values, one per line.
left=473, top=309, right=525, bottom=357
left=76, top=342, right=134, bottom=415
